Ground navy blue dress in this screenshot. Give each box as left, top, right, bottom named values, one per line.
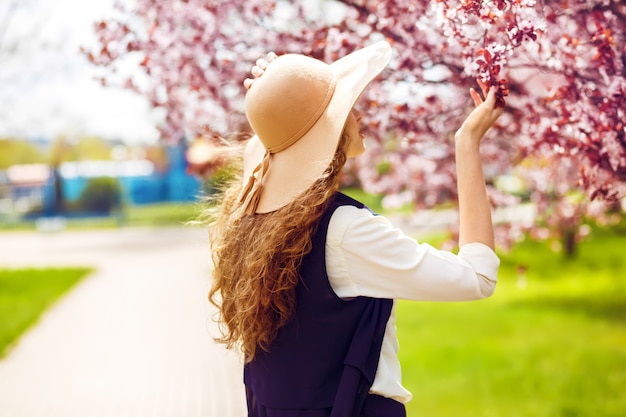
left=244, top=193, right=406, bottom=417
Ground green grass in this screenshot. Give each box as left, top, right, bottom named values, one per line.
left=120, top=201, right=203, bottom=226
left=397, top=227, right=626, bottom=416
left=0, top=268, right=91, bottom=357
left=0, top=202, right=203, bottom=231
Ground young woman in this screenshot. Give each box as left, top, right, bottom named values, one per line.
left=209, top=41, right=502, bottom=417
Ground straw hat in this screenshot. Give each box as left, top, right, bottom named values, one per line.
left=239, top=41, right=392, bottom=214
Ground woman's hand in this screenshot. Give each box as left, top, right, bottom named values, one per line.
left=455, top=79, right=504, bottom=145
left=243, top=52, right=278, bottom=90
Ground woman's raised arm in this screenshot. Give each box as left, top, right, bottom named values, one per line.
left=454, top=82, right=504, bottom=250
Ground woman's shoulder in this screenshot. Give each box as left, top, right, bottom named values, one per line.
left=328, top=201, right=394, bottom=243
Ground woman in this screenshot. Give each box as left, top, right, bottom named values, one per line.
left=209, top=41, right=502, bottom=417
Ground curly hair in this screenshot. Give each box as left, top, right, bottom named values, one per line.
left=208, top=133, right=349, bottom=363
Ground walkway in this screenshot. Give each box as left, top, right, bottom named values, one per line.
left=0, top=226, right=247, bottom=417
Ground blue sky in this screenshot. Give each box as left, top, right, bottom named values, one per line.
left=0, top=0, right=160, bottom=144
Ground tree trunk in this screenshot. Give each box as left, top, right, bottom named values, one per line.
left=53, top=167, right=65, bottom=215
left=561, top=226, right=577, bottom=259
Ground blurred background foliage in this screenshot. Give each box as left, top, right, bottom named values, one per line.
left=0, top=139, right=46, bottom=168
left=0, top=136, right=115, bottom=169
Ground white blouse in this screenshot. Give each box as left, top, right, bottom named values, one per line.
left=325, top=205, right=500, bottom=404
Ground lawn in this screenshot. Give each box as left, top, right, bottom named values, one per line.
left=0, top=201, right=203, bottom=230
left=0, top=268, right=91, bottom=357
left=120, top=201, right=203, bottom=226
left=397, top=226, right=626, bottom=416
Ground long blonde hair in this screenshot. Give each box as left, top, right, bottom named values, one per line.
left=208, top=133, right=348, bottom=363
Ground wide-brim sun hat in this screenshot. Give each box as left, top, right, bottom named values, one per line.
left=239, top=41, right=392, bottom=215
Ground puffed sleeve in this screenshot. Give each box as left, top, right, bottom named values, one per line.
left=325, top=205, right=499, bottom=300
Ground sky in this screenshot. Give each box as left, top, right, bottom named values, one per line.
left=0, top=0, right=161, bottom=144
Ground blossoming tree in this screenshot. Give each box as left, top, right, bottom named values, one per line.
left=86, top=0, right=625, bottom=253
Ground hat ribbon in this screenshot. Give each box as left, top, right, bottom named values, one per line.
left=238, top=149, right=271, bottom=215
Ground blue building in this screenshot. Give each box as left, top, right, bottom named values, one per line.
left=1, top=143, right=202, bottom=219
left=59, top=143, right=201, bottom=207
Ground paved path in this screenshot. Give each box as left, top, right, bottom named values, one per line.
left=0, top=227, right=247, bottom=417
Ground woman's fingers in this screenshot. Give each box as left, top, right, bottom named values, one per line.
left=469, top=88, right=483, bottom=107
left=251, top=65, right=264, bottom=77
left=256, top=58, right=268, bottom=70
left=256, top=52, right=277, bottom=68
left=477, top=78, right=490, bottom=98
left=484, top=89, right=498, bottom=108
left=243, top=52, right=278, bottom=90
